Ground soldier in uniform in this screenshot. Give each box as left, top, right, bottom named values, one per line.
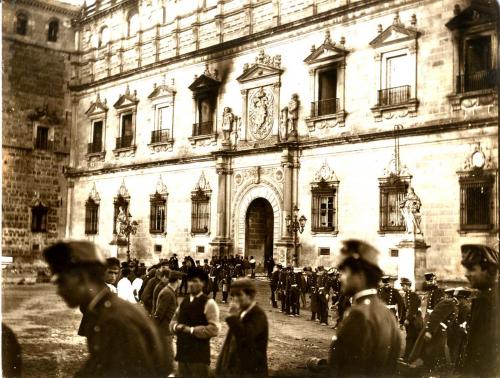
left=423, top=272, right=444, bottom=319
left=377, top=276, right=406, bottom=327
left=400, top=277, right=423, bottom=361
left=288, top=268, right=302, bottom=316
left=327, top=240, right=401, bottom=376
left=277, top=266, right=288, bottom=314
left=208, top=263, right=220, bottom=300
left=44, top=241, right=169, bottom=377
left=309, top=268, right=319, bottom=321
left=269, top=264, right=281, bottom=308
left=316, top=266, right=331, bottom=325
left=220, top=266, right=232, bottom=304
left=460, top=244, right=499, bottom=376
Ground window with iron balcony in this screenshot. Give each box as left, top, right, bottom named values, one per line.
left=459, top=173, right=494, bottom=232
left=85, top=198, right=99, bottom=235
left=379, top=177, right=409, bottom=233
left=191, top=189, right=210, bottom=234
left=150, top=193, right=167, bottom=234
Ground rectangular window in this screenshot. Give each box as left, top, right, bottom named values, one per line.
left=379, top=180, right=408, bottom=232
left=390, top=249, right=399, bottom=258
left=31, top=205, right=48, bottom=232
left=85, top=200, right=99, bottom=235
left=197, top=246, right=205, bottom=254
left=191, top=195, right=210, bottom=234
left=154, top=244, right=162, bottom=253
left=386, top=54, right=408, bottom=89
left=193, top=96, right=214, bottom=136
left=457, top=35, right=495, bottom=92
left=311, top=181, right=337, bottom=233
left=150, top=196, right=166, bottom=234
left=314, top=68, right=338, bottom=116
left=151, top=106, right=172, bottom=143
left=35, top=126, right=49, bottom=150
left=460, top=175, right=493, bottom=231
left=117, top=113, right=133, bottom=148
left=88, top=120, right=103, bottom=153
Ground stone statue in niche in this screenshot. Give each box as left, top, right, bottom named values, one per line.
left=287, top=94, right=299, bottom=138
left=221, top=107, right=234, bottom=142
left=116, top=206, right=127, bottom=237
left=400, top=187, right=422, bottom=236
left=280, top=106, right=288, bottom=142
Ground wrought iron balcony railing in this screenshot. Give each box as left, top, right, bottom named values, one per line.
left=87, top=141, right=103, bottom=154
left=310, top=98, right=340, bottom=117
left=151, top=129, right=171, bottom=144
left=456, top=69, right=496, bottom=93
left=192, top=121, right=213, bottom=137
left=115, top=135, right=133, bottom=149
left=377, top=85, right=411, bottom=106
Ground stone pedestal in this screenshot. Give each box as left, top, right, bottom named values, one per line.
left=209, top=238, right=233, bottom=258
left=396, top=237, right=429, bottom=290
left=275, top=239, right=296, bottom=267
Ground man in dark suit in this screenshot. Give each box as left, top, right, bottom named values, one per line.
left=460, top=244, right=499, bottom=376
left=327, top=239, right=401, bottom=377
left=400, top=277, right=423, bottom=360
left=269, top=264, right=281, bottom=308
left=423, top=272, right=444, bottom=319
left=216, top=278, right=268, bottom=377
left=44, top=241, right=169, bottom=378
left=378, top=275, right=406, bottom=327
left=155, top=270, right=186, bottom=375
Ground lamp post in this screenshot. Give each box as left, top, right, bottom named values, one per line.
left=286, top=205, right=307, bottom=267
left=118, top=211, right=138, bottom=262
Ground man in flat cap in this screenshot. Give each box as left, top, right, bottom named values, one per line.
left=460, top=244, right=499, bottom=376
left=170, top=267, right=220, bottom=377
left=400, top=277, right=423, bottom=361
left=216, top=278, right=269, bottom=377
left=327, top=240, right=401, bottom=377
left=154, top=269, right=186, bottom=376
left=44, top=241, right=169, bottom=377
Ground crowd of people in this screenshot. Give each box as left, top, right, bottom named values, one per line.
left=5, top=240, right=497, bottom=377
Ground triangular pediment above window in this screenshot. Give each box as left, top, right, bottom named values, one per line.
left=113, top=85, right=139, bottom=109
left=304, top=31, right=349, bottom=64
left=85, top=94, right=108, bottom=116
left=445, top=2, right=497, bottom=30
left=370, top=20, right=419, bottom=48
left=148, top=81, right=176, bottom=100
left=236, top=64, right=283, bottom=83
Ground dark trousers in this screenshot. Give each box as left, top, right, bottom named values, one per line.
left=178, top=362, right=209, bottom=378
left=284, top=290, right=292, bottom=314
left=280, top=290, right=287, bottom=312
left=404, top=323, right=420, bottom=360
left=318, top=295, right=329, bottom=324
left=222, top=291, right=229, bottom=302
left=290, top=287, right=300, bottom=315
left=212, top=290, right=217, bottom=300
left=270, top=286, right=278, bottom=308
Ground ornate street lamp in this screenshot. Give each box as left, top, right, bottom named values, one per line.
left=118, top=210, right=139, bottom=262
left=286, top=205, right=307, bottom=267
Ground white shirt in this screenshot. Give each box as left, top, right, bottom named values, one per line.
left=117, top=277, right=136, bottom=303
left=106, top=283, right=117, bottom=294
left=240, top=301, right=257, bottom=320
left=131, top=278, right=143, bottom=300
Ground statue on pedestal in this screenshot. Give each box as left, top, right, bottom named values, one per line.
left=400, top=187, right=422, bottom=236
left=116, top=206, right=127, bottom=238
left=287, top=94, right=299, bottom=137
left=221, top=107, right=234, bottom=143
left=280, top=107, right=288, bottom=142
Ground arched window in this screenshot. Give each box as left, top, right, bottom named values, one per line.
left=99, top=26, right=110, bottom=47
left=48, top=19, right=59, bottom=42
left=16, top=12, right=28, bottom=36
left=127, top=11, right=139, bottom=37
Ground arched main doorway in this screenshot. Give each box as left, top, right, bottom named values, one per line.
left=245, top=198, right=274, bottom=268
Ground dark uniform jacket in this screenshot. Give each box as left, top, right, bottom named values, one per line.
left=154, top=285, right=177, bottom=336
left=378, top=286, right=406, bottom=325
left=425, top=286, right=445, bottom=316
left=77, top=289, right=168, bottom=378
left=270, top=270, right=280, bottom=290
left=141, top=276, right=160, bottom=314
left=403, top=290, right=422, bottom=324
left=328, top=291, right=401, bottom=377
left=462, top=288, right=498, bottom=376
left=152, top=281, right=166, bottom=314
left=216, top=304, right=269, bottom=377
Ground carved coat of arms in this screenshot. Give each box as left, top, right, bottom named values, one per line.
left=249, top=87, right=273, bottom=140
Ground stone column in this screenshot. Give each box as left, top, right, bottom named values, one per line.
left=210, top=154, right=232, bottom=257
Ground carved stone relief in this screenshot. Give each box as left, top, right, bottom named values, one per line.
left=248, top=87, right=274, bottom=141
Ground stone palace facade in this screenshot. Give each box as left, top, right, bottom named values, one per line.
left=5, top=0, right=498, bottom=282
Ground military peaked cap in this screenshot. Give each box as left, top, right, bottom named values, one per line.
left=43, top=240, right=106, bottom=274
left=461, top=244, right=499, bottom=268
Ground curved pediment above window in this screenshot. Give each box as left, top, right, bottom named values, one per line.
left=369, top=13, right=419, bottom=48
left=113, top=85, right=139, bottom=109
left=236, top=49, right=283, bottom=84
left=304, top=31, right=349, bottom=66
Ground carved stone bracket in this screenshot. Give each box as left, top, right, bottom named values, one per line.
left=113, top=145, right=137, bottom=158
left=188, top=133, right=218, bottom=147
left=306, top=111, right=347, bottom=132
left=371, top=99, right=419, bottom=122
left=447, top=90, right=497, bottom=113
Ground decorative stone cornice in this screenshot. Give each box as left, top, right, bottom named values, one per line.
left=8, top=0, right=80, bottom=17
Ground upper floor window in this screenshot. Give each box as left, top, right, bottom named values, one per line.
left=34, top=126, right=53, bottom=150
left=31, top=203, right=48, bottom=233
left=113, top=86, right=138, bottom=152
left=446, top=3, right=497, bottom=95
left=304, top=30, right=348, bottom=124
left=127, top=11, right=139, bottom=37
left=48, top=19, right=59, bottom=42
left=88, top=120, right=104, bottom=153
left=369, top=13, right=419, bottom=121
left=99, top=26, right=110, bottom=47
left=148, top=77, right=176, bottom=148
left=16, top=12, right=28, bottom=36
left=188, top=64, right=220, bottom=142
